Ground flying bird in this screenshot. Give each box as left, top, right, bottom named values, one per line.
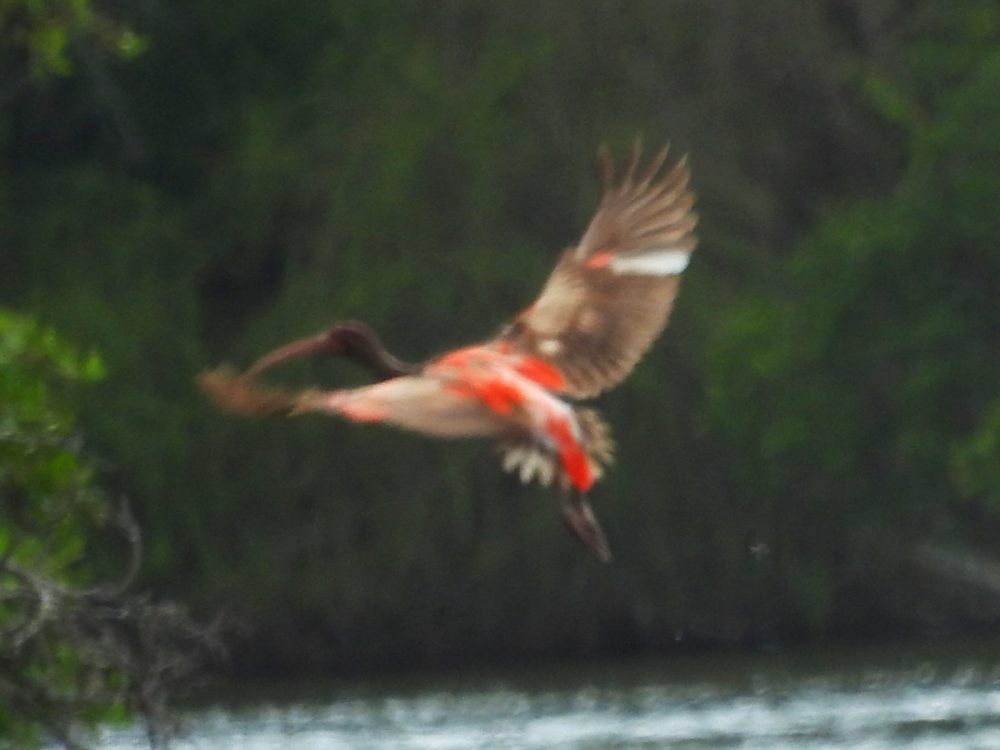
left=198, top=141, right=697, bottom=562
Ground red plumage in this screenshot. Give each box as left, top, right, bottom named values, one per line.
left=198, top=141, right=698, bottom=562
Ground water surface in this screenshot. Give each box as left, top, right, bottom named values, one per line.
left=99, top=642, right=1000, bottom=749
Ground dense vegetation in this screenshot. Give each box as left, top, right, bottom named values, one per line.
left=3, top=0, right=999, bottom=693
left=0, top=310, right=220, bottom=748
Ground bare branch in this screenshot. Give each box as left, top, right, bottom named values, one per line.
left=0, top=505, right=226, bottom=749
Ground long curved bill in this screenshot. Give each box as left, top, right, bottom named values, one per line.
left=243, top=333, right=339, bottom=379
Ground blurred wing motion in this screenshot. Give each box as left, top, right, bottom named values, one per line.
left=499, top=141, right=697, bottom=398
left=197, top=141, right=698, bottom=563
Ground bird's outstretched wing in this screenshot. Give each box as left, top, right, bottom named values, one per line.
left=498, top=141, right=697, bottom=399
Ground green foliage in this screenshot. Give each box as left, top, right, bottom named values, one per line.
left=0, top=309, right=115, bottom=747
left=0, top=0, right=143, bottom=79
left=705, top=2, right=1000, bottom=631
left=0, top=308, right=106, bottom=578
left=953, top=400, right=1000, bottom=509
left=4, top=0, right=1000, bottom=674
left=0, top=311, right=220, bottom=749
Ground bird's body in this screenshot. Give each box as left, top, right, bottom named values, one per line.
left=340, top=344, right=593, bottom=486
left=199, top=141, right=698, bottom=561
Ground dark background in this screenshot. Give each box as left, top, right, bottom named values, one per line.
left=3, top=0, right=1000, bottom=675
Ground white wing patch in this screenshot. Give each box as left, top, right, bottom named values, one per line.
left=610, top=249, right=691, bottom=276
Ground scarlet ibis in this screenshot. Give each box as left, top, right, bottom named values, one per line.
left=199, top=141, right=697, bottom=562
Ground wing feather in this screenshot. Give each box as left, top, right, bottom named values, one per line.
left=499, top=142, right=697, bottom=398
left=497, top=407, right=614, bottom=489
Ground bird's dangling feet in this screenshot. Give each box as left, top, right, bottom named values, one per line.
left=560, top=490, right=613, bottom=562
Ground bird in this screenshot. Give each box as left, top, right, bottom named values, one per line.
left=198, top=140, right=698, bottom=562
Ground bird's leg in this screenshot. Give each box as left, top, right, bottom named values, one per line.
left=560, top=489, right=613, bottom=562
left=243, top=321, right=417, bottom=382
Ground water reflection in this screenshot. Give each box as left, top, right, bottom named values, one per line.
left=99, top=643, right=1000, bottom=749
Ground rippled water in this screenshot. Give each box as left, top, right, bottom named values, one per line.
left=98, top=643, right=1000, bottom=749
